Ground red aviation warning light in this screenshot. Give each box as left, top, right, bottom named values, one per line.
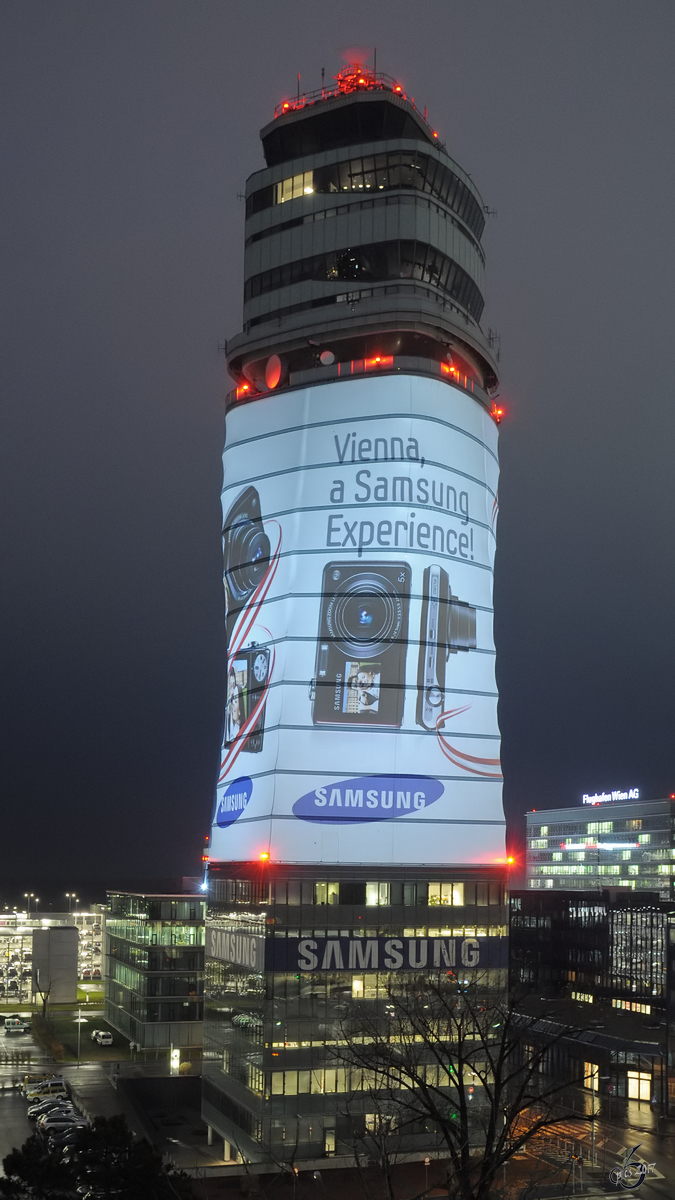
left=272, top=64, right=441, bottom=143
left=260, top=851, right=270, bottom=862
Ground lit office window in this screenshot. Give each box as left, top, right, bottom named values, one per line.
left=427, top=883, right=464, bottom=906
left=365, top=882, right=390, bottom=906
left=275, top=171, right=314, bottom=203
left=314, top=882, right=339, bottom=905
left=583, top=1062, right=599, bottom=1092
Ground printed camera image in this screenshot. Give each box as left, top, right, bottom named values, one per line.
left=226, top=643, right=270, bottom=753
left=342, top=661, right=381, bottom=714
left=312, top=561, right=410, bottom=728
left=416, top=565, right=477, bottom=731
left=222, top=485, right=270, bottom=642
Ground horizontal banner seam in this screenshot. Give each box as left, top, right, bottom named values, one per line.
left=225, top=407, right=499, bottom=466
left=230, top=544, right=494, bottom=572
left=231, top=590, right=494, bottom=616
left=223, top=719, right=501, bottom=740
left=222, top=455, right=498, bottom=501
left=215, top=812, right=506, bottom=826
left=216, top=767, right=502, bottom=785
left=221, top=498, right=495, bottom=539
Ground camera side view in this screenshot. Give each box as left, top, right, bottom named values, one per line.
left=222, top=486, right=273, bottom=754
left=311, top=561, right=411, bottom=729
left=225, top=644, right=270, bottom=753
left=222, top=485, right=271, bottom=643
left=416, top=565, right=477, bottom=731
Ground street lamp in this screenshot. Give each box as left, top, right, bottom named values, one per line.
left=24, top=893, right=37, bottom=914
left=65, top=893, right=78, bottom=914
left=74, top=1008, right=88, bottom=1066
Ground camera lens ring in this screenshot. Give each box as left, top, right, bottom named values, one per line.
left=225, top=519, right=271, bottom=602
left=326, top=572, right=403, bottom=657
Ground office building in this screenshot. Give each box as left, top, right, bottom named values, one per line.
left=105, top=892, right=205, bottom=1053
left=526, top=797, right=675, bottom=897
left=205, top=62, right=508, bottom=1164
left=510, top=888, right=675, bottom=1111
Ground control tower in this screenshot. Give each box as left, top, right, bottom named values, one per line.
left=204, top=65, right=507, bottom=1166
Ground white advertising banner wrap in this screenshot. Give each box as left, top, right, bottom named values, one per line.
left=211, top=374, right=504, bottom=865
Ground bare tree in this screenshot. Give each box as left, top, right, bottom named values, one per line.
left=32, top=968, right=51, bottom=1020
left=332, top=971, right=588, bottom=1200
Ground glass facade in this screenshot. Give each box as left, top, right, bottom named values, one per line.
left=247, top=150, right=486, bottom=241
left=510, top=889, right=674, bottom=1111
left=243, top=239, right=484, bottom=323
left=203, top=865, right=508, bottom=1163
left=105, top=893, right=205, bottom=1051
left=525, top=798, right=675, bottom=898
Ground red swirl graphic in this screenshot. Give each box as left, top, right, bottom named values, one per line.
left=218, top=522, right=281, bottom=782
left=436, top=704, right=503, bottom=780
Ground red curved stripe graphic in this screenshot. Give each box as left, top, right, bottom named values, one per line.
left=218, top=521, right=281, bottom=781
left=436, top=705, right=503, bottom=780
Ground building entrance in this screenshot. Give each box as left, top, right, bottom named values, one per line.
left=627, top=1071, right=651, bottom=1102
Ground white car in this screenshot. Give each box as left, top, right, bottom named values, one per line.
left=93, top=1030, right=113, bottom=1046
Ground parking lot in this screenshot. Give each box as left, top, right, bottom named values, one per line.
left=0, top=908, right=105, bottom=1006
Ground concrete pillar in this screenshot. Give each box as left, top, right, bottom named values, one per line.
left=224, top=1139, right=231, bottom=1161
left=207, top=1125, right=213, bottom=1146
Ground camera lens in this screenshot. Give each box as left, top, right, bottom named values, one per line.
left=326, top=573, right=403, bottom=657
left=225, top=519, right=271, bottom=601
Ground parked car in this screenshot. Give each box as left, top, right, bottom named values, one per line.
left=92, top=968, right=101, bottom=980
left=34, top=1104, right=79, bottom=1124
left=28, top=1098, right=74, bottom=1118
left=25, top=1081, right=68, bottom=1102
left=232, top=1012, right=263, bottom=1029
left=5, top=1018, right=30, bottom=1035
left=81, top=969, right=92, bottom=980
left=92, top=1030, right=113, bottom=1046
left=39, top=1117, right=86, bottom=1135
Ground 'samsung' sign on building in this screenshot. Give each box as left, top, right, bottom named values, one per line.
left=206, top=930, right=507, bottom=973
left=210, top=374, right=504, bottom=865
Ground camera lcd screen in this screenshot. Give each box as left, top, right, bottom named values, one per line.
left=342, top=661, right=381, bottom=715
left=226, top=645, right=269, bottom=752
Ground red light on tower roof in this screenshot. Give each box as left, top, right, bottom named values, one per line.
left=260, top=851, right=270, bottom=861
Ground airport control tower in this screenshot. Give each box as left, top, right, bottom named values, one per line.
left=204, top=65, right=508, bottom=1165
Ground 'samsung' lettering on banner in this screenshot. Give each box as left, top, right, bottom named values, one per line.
left=211, top=374, right=505, bottom=865
left=271, top=936, right=508, bottom=973
left=206, top=927, right=266, bottom=970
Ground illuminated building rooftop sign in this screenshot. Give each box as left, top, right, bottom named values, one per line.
left=582, top=788, right=640, bottom=805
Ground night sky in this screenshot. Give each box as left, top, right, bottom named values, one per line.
left=2, top=2, right=675, bottom=896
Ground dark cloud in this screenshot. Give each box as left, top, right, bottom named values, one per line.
left=2, top=1, right=674, bottom=886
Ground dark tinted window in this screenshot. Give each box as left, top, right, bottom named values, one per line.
left=261, top=100, right=431, bottom=166
left=244, top=239, right=484, bottom=323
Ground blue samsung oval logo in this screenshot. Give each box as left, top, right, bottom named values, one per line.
left=293, top=775, right=444, bottom=824
left=215, top=777, right=253, bottom=828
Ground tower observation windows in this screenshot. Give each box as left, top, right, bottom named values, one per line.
left=246, top=151, right=485, bottom=241
left=244, top=239, right=484, bottom=323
